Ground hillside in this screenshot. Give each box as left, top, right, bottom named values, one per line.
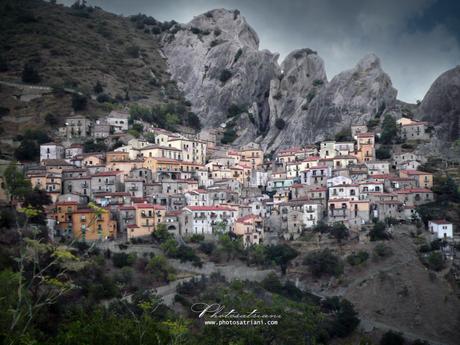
left=0, top=0, right=188, bottom=154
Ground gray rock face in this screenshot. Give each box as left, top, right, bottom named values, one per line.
left=161, top=9, right=279, bottom=130
left=417, top=65, right=460, bottom=142
left=271, top=54, right=397, bottom=148
left=161, top=9, right=398, bottom=150
left=261, top=49, right=327, bottom=149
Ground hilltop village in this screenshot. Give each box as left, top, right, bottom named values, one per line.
left=1, top=109, right=453, bottom=247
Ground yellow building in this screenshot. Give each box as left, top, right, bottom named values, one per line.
left=399, top=170, right=433, bottom=189
left=128, top=203, right=166, bottom=239
left=71, top=207, right=117, bottom=241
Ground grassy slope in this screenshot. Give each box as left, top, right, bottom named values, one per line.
left=0, top=0, right=186, bottom=149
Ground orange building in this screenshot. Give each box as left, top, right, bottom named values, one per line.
left=71, top=207, right=117, bottom=241
left=128, top=203, right=167, bottom=239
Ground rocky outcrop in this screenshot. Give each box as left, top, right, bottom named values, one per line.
left=266, top=54, right=397, bottom=148
left=161, top=9, right=279, bottom=132
left=161, top=9, right=398, bottom=150
left=260, top=48, right=327, bottom=149
left=417, top=66, right=460, bottom=142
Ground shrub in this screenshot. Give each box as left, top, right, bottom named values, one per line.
left=275, top=118, right=286, bottom=130
left=93, top=81, right=103, bottom=94
left=380, top=331, right=405, bottom=345
left=369, top=221, right=390, bottom=241
left=186, top=112, right=201, bottom=130
left=313, top=79, right=324, bottom=87
left=380, top=114, right=399, bottom=144
left=190, top=27, right=201, bottom=34
left=219, top=69, right=232, bottom=83
left=112, top=252, right=137, bottom=268
left=44, top=113, right=58, bottom=126
left=21, top=63, right=41, bottom=84
left=233, top=48, right=243, bottom=63
left=373, top=243, right=393, bottom=259
left=221, top=127, right=237, bottom=144
left=304, top=249, right=343, bottom=278
left=306, top=91, right=316, bottom=103
left=334, top=127, right=352, bottom=141
left=71, top=94, right=87, bottom=111
left=189, top=234, right=205, bottom=243
left=96, top=93, right=112, bottom=103
left=376, top=146, right=392, bottom=160
left=426, top=251, right=444, bottom=271
left=125, top=45, right=140, bottom=58
left=346, top=251, right=369, bottom=266
left=367, top=118, right=380, bottom=130
left=227, top=104, right=245, bottom=118
left=199, top=242, right=215, bottom=255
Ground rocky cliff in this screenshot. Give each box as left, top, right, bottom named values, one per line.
left=161, top=9, right=398, bottom=150
left=161, top=9, right=279, bottom=134
left=417, top=66, right=460, bottom=142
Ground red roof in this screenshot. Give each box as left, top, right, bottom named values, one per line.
left=396, top=188, right=432, bottom=194
left=134, top=203, right=166, bottom=210
left=236, top=214, right=260, bottom=223
left=429, top=220, right=451, bottom=225
left=185, top=205, right=237, bottom=212
left=400, top=170, right=431, bottom=176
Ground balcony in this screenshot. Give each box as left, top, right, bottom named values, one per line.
left=105, top=181, right=114, bottom=185
left=305, top=208, right=315, bottom=213
left=141, top=213, right=153, bottom=218
left=129, top=186, right=138, bottom=191
left=81, top=183, right=89, bottom=188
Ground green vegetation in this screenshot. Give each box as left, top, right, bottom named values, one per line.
left=380, top=114, right=399, bottom=144
left=313, top=79, right=324, bottom=87
left=304, top=249, right=344, bottom=278
left=369, top=221, right=391, bottom=241
left=275, top=118, right=286, bottom=130
left=373, top=243, right=394, bottom=259
left=346, top=250, right=369, bottom=266
left=129, top=103, right=199, bottom=132
left=376, top=146, right=392, bottom=160
left=219, top=68, right=233, bottom=83
left=83, top=139, right=108, bottom=152
left=424, top=251, right=445, bottom=271
left=14, top=129, right=51, bottom=162
left=233, top=48, right=243, bottom=63
left=71, top=94, right=88, bottom=111
left=367, top=118, right=380, bottom=130
left=227, top=103, right=246, bottom=118
left=380, top=331, right=405, bottom=345
left=21, top=63, right=41, bottom=84
left=334, top=127, right=352, bottom=141
left=112, top=252, right=137, bottom=268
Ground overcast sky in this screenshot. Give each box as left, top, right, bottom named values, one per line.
left=61, top=0, right=460, bottom=103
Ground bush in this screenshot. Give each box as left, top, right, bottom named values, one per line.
left=71, top=94, right=88, bottom=111
left=313, top=79, right=324, bottom=87
left=380, top=331, right=405, bottom=345
left=304, top=249, right=343, bottom=278
left=15, top=139, right=39, bottom=162
left=93, top=81, right=103, bottom=94
left=367, top=118, right=380, bottom=130
left=380, top=114, right=399, bottom=144
left=346, top=251, right=369, bottom=266
left=125, top=45, right=140, bottom=58
left=369, top=221, right=390, bottom=241
left=221, top=127, right=237, bottom=144
left=199, top=242, right=215, bottom=255
left=275, top=118, right=286, bottom=130
left=227, top=104, right=245, bottom=118
left=219, top=69, right=232, bottom=83
left=112, top=252, right=137, bottom=268
left=426, top=251, right=444, bottom=271
left=373, top=243, right=393, bottom=259
left=186, top=112, right=201, bottom=130
left=189, top=234, right=204, bottom=243
left=21, top=63, right=41, bottom=84
left=376, top=146, right=392, bottom=160
left=233, top=48, right=243, bottom=63
left=96, top=93, right=112, bottom=103
left=44, top=113, right=58, bottom=126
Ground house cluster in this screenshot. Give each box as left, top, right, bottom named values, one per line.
left=21, top=114, right=449, bottom=245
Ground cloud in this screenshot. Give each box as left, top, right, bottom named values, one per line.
left=59, top=0, right=460, bottom=102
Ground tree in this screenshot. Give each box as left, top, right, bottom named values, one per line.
left=322, top=297, right=360, bottom=338
left=186, top=112, right=201, bottom=130
left=304, top=249, right=343, bottom=278
left=93, top=81, right=103, bottom=94
left=71, top=94, right=87, bottom=111
left=380, top=114, right=398, bottom=144
left=380, top=331, right=405, bottom=345
left=275, top=118, right=286, bottom=130
left=14, top=139, right=39, bottom=161
left=432, top=176, right=460, bottom=202
left=219, top=69, right=232, bottom=83
left=426, top=251, right=444, bottom=271
left=369, top=221, right=390, bottom=241
left=44, top=113, right=58, bottom=126
left=376, top=146, right=392, bottom=160
left=4, top=163, right=32, bottom=200
left=147, top=255, right=176, bottom=282
left=265, top=244, right=298, bottom=275
left=330, top=222, right=349, bottom=243
left=21, top=63, right=41, bottom=84
left=112, top=252, right=137, bottom=268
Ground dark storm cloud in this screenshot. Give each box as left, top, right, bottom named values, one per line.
left=60, top=0, right=460, bottom=102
